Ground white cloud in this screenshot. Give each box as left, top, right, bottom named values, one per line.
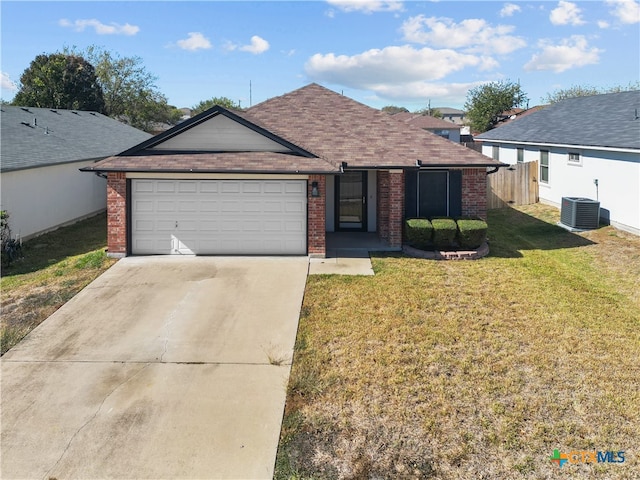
left=176, top=32, right=212, bottom=51
left=598, top=20, right=611, bottom=28
left=500, top=3, right=521, bottom=17
left=400, top=16, right=526, bottom=55
left=58, top=18, right=139, bottom=35
left=606, top=0, right=640, bottom=24
left=305, top=45, right=483, bottom=88
left=1, top=72, right=18, bottom=91
left=524, top=35, right=602, bottom=72
left=549, top=1, right=585, bottom=26
left=326, top=0, right=404, bottom=14
left=225, top=36, right=270, bottom=54
left=240, top=35, right=270, bottom=54
left=371, top=80, right=487, bottom=103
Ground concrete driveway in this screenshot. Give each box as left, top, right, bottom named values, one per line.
left=1, top=256, right=309, bottom=479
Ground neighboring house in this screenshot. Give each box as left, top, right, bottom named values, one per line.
left=436, top=107, right=466, bottom=125
left=82, top=84, right=502, bottom=257
left=392, top=112, right=462, bottom=142
left=476, top=91, right=640, bottom=235
left=1, top=106, right=152, bottom=240
left=494, top=106, right=546, bottom=127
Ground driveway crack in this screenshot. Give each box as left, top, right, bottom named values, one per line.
left=158, top=288, right=196, bottom=362
left=41, top=362, right=151, bottom=480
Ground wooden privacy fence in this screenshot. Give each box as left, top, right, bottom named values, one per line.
left=487, top=161, right=539, bottom=209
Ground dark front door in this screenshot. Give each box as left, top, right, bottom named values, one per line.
left=336, top=171, right=367, bottom=231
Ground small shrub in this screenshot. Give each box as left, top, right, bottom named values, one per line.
left=405, top=218, right=433, bottom=249
left=1, top=210, right=23, bottom=268
left=456, top=219, right=488, bottom=249
left=431, top=218, right=457, bottom=249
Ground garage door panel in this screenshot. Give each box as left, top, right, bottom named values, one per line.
left=242, top=183, right=262, bottom=194
left=135, top=200, right=154, bottom=212
left=200, top=183, right=219, bottom=193
left=200, top=200, right=219, bottom=212
left=221, top=201, right=242, bottom=213
left=285, top=182, right=304, bottom=194
left=134, top=220, right=154, bottom=231
left=156, top=220, right=176, bottom=231
left=285, top=221, right=305, bottom=232
left=132, top=179, right=307, bottom=255
left=199, top=220, right=219, bottom=232
left=264, top=183, right=283, bottom=194
left=242, top=201, right=261, bottom=213
left=156, top=200, right=176, bottom=212
left=222, top=182, right=241, bottom=193
left=156, top=182, right=176, bottom=193
left=177, top=182, right=197, bottom=193
left=285, top=201, right=304, bottom=213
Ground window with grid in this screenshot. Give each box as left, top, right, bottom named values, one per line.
left=540, top=150, right=549, bottom=184
left=568, top=152, right=581, bottom=164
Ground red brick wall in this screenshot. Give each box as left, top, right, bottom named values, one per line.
left=388, top=171, right=405, bottom=247
left=308, top=175, right=326, bottom=256
left=461, top=168, right=487, bottom=219
left=377, top=171, right=390, bottom=242
left=107, top=172, right=127, bottom=256
left=377, top=170, right=404, bottom=248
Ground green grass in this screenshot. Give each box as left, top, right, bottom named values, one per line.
left=1, top=213, right=116, bottom=355
left=275, top=204, right=640, bottom=479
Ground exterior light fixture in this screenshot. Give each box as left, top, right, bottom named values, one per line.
left=311, top=181, right=320, bottom=197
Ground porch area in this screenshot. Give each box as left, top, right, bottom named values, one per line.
left=326, top=232, right=399, bottom=256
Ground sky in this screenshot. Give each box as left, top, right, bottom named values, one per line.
left=1, top=0, right=639, bottom=112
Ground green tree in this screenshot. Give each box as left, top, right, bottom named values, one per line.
left=12, top=53, right=105, bottom=112
left=464, top=81, right=527, bottom=133
left=381, top=105, right=409, bottom=115
left=191, top=97, right=239, bottom=116
left=415, top=107, right=443, bottom=118
left=69, top=46, right=182, bottom=131
left=543, top=81, right=640, bottom=104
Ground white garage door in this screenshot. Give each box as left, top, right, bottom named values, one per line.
left=131, top=179, right=307, bottom=255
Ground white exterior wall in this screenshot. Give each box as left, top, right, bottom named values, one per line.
left=481, top=143, right=640, bottom=234
left=0, top=160, right=106, bottom=240
left=431, top=129, right=461, bottom=143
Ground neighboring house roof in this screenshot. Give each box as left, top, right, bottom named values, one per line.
left=476, top=91, right=640, bottom=150
left=435, top=107, right=465, bottom=115
left=392, top=112, right=462, bottom=130
left=86, top=83, right=501, bottom=174
left=494, top=105, right=546, bottom=127
left=1, top=106, right=152, bottom=172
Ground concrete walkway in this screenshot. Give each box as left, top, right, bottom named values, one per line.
left=1, top=256, right=308, bottom=479
left=309, top=249, right=375, bottom=275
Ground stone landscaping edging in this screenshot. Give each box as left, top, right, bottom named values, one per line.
left=402, top=242, right=490, bottom=260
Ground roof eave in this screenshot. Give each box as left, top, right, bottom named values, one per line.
left=79, top=166, right=340, bottom=175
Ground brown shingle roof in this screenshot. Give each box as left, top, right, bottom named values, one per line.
left=391, top=112, right=462, bottom=130
left=86, top=83, right=501, bottom=173
left=242, top=84, right=495, bottom=168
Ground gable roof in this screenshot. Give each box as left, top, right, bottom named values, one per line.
left=85, top=83, right=501, bottom=174
left=476, top=91, right=640, bottom=150
left=392, top=112, right=462, bottom=130
left=1, top=106, right=152, bottom=172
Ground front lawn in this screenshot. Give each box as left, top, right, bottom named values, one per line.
left=1, top=213, right=116, bottom=355
left=276, top=204, right=640, bottom=479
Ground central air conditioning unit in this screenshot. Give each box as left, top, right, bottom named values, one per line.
left=560, top=197, right=600, bottom=230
